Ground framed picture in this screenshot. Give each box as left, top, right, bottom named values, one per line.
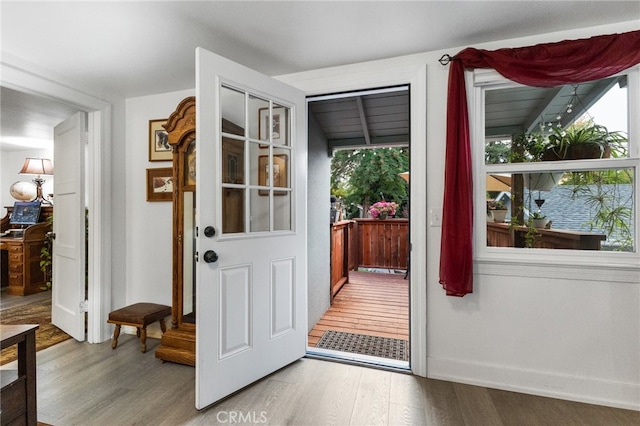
left=149, top=119, right=172, bottom=161
left=258, top=107, right=287, bottom=147
left=258, top=154, right=288, bottom=196
left=146, top=168, right=173, bottom=201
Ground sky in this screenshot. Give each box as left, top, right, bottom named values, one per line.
left=584, top=84, right=628, bottom=133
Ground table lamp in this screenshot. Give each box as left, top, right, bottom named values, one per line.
left=19, top=157, right=54, bottom=203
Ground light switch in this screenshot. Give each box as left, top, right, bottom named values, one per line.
left=429, top=208, right=442, bottom=227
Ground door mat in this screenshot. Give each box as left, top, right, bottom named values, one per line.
left=315, top=330, right=409, bottom=361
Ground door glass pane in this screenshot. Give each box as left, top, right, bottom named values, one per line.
left=219, top=84, right=293, bottom=234
left=250, top=189, right=269, bottom=232
left=273, top=103, right=290, bottom=146
left=273, top=148, right=290, bottom=190
left=222, top=138, right=244, bottom=184
left=274, top=192, right=292, bottom=231
left=221, top=85, right=245, bottom=136
left=253, top=153, right=267, bottom=187
left=251, top=95, right=269, bottom=141
left=222, top=188, right=245, bottom=234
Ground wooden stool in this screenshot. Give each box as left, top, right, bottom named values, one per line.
left=107, top=303, right=171, bottom=353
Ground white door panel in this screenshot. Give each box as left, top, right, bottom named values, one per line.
left=196, top=47, right=307, bottom=409
left=52, top=112, right=86, bottom=341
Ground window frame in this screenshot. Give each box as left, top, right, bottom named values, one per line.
left=471, top=67, right=640, bottom=272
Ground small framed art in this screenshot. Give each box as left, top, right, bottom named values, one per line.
left=149, top=119, right=172, bottom=161
left=146, top=167, right=173, bottom=201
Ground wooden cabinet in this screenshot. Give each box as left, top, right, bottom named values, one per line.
left=1, top=325, right=39, bottom=426
left=0, top=205, right=53, bottom=295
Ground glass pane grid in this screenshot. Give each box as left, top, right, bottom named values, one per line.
left=220, top=83, right=293, bottom=235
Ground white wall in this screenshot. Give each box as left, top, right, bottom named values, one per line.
left=421, top=21, right=639, bottom=411
left=307, top=115, right=331, bottom=331
left=124, top=89, right=194, bottom=306
left=277, top=20, right=640, bottom=410
left=0, top=147, right=53, bottom=213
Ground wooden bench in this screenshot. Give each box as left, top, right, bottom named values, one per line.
left=107, top=303, right=171, bottom=353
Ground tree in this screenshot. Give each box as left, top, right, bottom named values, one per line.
left=331, top=147, right=409, bottom=218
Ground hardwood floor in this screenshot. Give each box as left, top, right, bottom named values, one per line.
left=1, top=288, right=51, bottom=311
left=308, top=270, right=409, bottom=347
left=4, top=336, right=637, bottom=425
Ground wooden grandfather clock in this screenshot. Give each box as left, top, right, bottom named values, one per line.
left=155, top=96, right=197, bottom=366
left=155, top=96, right=245, bottom=366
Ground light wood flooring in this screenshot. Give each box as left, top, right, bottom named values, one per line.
left=1, top=288, right=51, bottom=311
left=2, top=335, right=637, bottom=425
left=308, top=271, right=409, bottom=347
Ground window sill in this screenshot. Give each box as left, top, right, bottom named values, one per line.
left=474, top=251, right=640, bottom=284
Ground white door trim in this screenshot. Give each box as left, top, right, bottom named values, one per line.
left=1, top=52, right=113, bottom=343
left=276, top=59, right=428, bottom=377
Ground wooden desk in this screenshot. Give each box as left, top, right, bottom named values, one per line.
left=1, top=324, right=39, bottom=426
left=1, top=206, right=52, bottom=295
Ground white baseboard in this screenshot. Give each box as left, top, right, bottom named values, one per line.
left=427, top=357, right=639, bottom=411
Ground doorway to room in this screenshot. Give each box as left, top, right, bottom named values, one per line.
left=305, top=85, right=411, bottom=370
left=0, top=62, right=111, bottom=345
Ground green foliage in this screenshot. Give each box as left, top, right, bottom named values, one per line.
left=509, top=213, right=540, bottom=248
left=40, top=215, right=54, bottom=290
left=494, top=121, right=628, bottom=165
left=548, top=121, right=627, bottom=159
left=331, top=148, right=409, bottom=218
left=561, top=169, right=633, bottom=185
left=510, top=132, right=549, bottom=162
left=569, top=175, right=633, bottom=251
left=484, top=140, right=511, bottom=164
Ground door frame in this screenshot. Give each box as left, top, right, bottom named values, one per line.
left=277, top=61, right=428, bottom=377
left=1, top=53, right=113, bottom=343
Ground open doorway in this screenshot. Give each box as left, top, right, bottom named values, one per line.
left=305, top=86, right=410, bottom=369
left=0, top=60, right=112, bottom=345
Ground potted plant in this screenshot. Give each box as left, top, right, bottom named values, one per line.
left=487, top=200, right=508, bottom=223
left=530, top=212, right=548, bottom=229
left=369, top=201, right=398, bottom=219
left=545, top=121, right=626, bottom=160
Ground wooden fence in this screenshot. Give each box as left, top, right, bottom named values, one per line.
left=330, top=218, right=409, bottom=299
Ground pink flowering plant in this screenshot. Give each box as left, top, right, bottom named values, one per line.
left=369, top=201, right=398, bottom=218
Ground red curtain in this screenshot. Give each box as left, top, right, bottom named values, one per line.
left=439, top=30, right=640, bottom=297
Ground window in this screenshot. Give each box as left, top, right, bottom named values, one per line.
left=474, top=68, right=638, bottom=256
left=220, top=84, right=293, bottom=235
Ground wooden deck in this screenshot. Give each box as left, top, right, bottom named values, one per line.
left=308, top=270, right=409, bottom=347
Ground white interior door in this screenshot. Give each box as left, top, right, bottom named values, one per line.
left=195, top=47, right=307, bottom=409
left=52, top=112, right=86, bottom=341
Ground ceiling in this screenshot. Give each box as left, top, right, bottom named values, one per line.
left=485, top=75, right=625, bottom=138
left=1, top=1, right=638, bottom=151
left=309, top=86, right=410, bottom=150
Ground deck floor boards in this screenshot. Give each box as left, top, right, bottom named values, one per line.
left=308, top=270, right=409, bottom=347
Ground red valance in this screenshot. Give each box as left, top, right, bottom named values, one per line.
left=439, top=30, right=640, bottom=297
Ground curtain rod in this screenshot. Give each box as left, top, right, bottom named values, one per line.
left=439, top=54, right=452, bottom=66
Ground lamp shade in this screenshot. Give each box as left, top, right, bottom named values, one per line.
left=19, top=158, right=54, bottom=176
